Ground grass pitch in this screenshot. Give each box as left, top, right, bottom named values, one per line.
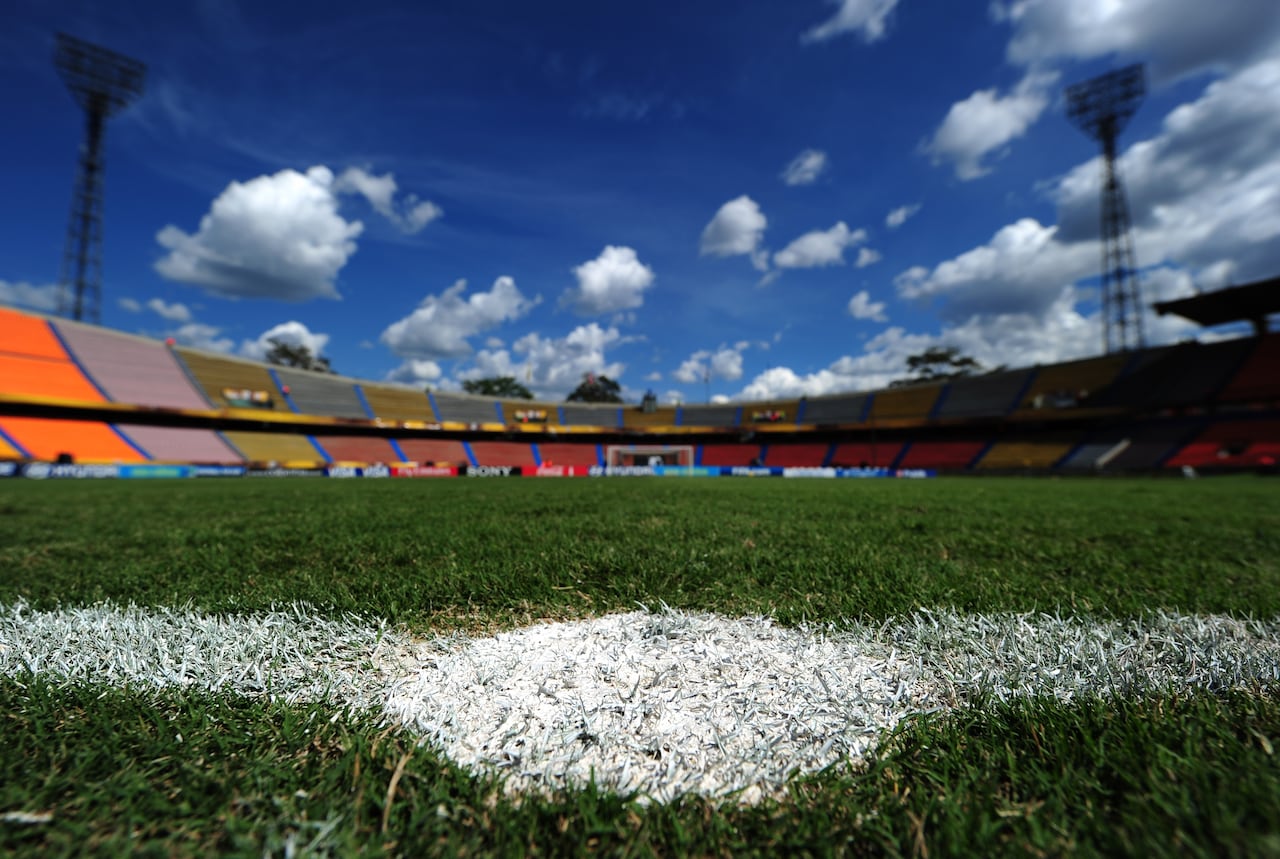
left=1, top=476, right=1279, bottom=856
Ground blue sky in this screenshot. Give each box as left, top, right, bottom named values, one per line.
left=2, top=0, right=1278, bottom=402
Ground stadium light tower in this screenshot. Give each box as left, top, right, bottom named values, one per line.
left=1065, top=63, right=1146, bottom=354
left=54, top=33, right=146, bottom=324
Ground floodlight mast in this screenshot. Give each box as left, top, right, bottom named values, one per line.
left=1065, top=64, right=1146, bottom=354
left=54, top=33, right=146, bottom=324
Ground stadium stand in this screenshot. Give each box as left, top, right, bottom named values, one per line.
left=359, top=384, right=433, bottom=421
left=763, top=443, right=829, bottom=467
left=116, top=425, right=242, bottom=463
left=678, top=403, right=739, bottom=427
left=1016, top=354, right=1129, bottom=411
left=536, top=442, right=601, bottom=467
left=1104, top=421, right=1202, bottom=470
left=174, top=348, right=289, bottom=411
left=742, top=400, right=796, bottom=427
left=0, top=417, right=147, bottom=463
left=1165, top=419, right=1280, bottom=468
left=271, top=367, right=368, bottom=419
left=976, top=440, right=1076, bottom=470
left=469, top=441, right=537, bottom=467
left=220, top=431, right=324, bottom=464
left=934, top=369, right=1035, bottom=419
left=827, top=441, right=905, bottom=468
left=431, top=392, right=501, bottom=424
left=800, top=392, right=870, bottom=425
left=0, top=433, right=22, bottom=459
left=867, top=384, right=944, bottom=422
left=394, top=438, right=469, bottom=464
left=499, top=401, right=562, bottom=427
left=1218, top=334, right=1280, bottom=404
left=700, top=444, right=762, bottom=466
left=562, top=403, right=621, bottom=427
left=898, top=441, right=987, bottom=470
left=1079, top=346, right=1177, bottom=409
left=1087, top=339, right=1255, bottom=410
left=312, top=436, right=401, bottom=463
left=622, top=405, right=679, bottom=428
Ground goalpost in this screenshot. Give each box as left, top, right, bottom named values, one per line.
left=604, top=444, right=695, bottom=468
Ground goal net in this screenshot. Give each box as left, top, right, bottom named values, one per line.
left=605, top=444, right=694, bottom=468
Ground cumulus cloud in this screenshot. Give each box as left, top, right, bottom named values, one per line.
left=781, top=149, right=829, bottom=186
left=333, top=167, right=443, bottom=234
left=0, top=280, right=60, bottom=312
left=673, top=344, right=748, bottom=384
left=381, top=277, right=539, bottom=359
left=239, top=320, right=331, bottom=362
left=155, top=166, right=362, bottom=301
left=802, top=0, right=901, bottom=44
left=168, top=322, right=234, bottom=354
left=855, top=248, right=882, bottom=268
left=561, top=246, right=655, bottom=316
left=699, top=196, right=769, bottom=270
left=145, top=298, right=192, bottom=323
left=847, top=290, right=888, bottom=322
left=885, top=203, right=921, bottom=229
left=387, top=359, right=444, bottom=386
left=773, top=221, right=869, bottom=269
left=461, top=323, right=626, bottom=398
left=994, top=0, right=1280, bottom=82
left=924, top=71, right=1058, bottom=180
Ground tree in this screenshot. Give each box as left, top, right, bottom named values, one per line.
left=890, top=346, right=988, bottom=387
left=566, top=373, right=623, bottom=403
left=264, top=338, right=335, bottom=374
left=462, top=376, right=534, bottom=399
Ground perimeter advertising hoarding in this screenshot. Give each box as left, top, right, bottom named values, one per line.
left=391, top=465, right=458, bottom=478
left=194, top=465, right=247, bottom=477
left=531, top=465, right=591, bottom=477
left=0, top=462, right=19, bottom=478
left=21, top=463, right=121, bottom=479
left=325, top=465, right=391, bottom=478
left=463, top=465, right=523, bottom=477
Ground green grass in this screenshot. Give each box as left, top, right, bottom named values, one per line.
left=1, top=476, right=1278, bottom=855
left=2, top=678, right=1278, bottom=857
left=1, top=476, right=1277, bottom=629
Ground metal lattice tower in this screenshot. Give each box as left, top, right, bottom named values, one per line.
left=1065, top=64, right=1146, bottom=353
left=54, top=33, right=146, bottom=324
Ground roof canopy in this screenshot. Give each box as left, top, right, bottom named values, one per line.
left=1154, top=275, right=1280, bottom=333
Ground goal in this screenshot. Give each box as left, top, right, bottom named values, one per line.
left=605, top=444, right=694, bottom=468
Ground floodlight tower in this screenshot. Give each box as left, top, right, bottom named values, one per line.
left=1065, top=64, right=1146, bottom=353
left=54, top=33, right=146, bottom=324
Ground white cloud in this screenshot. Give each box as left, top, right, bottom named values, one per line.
left=673, top=344, right=748, bottom=384
left=168, top=322, right=234, bottom=354
left=145, top=298, right=192, bottom=323
left=885, top=203, right=921, bottom=229
left=117, top=297, right=142, bottom=313
left=699, top=196, right=769, bottom=270
left=561, top=246, right=655, bottom=316
left=333, top=167, right=442, bottom=234
left=855, top=248, right=882, bottom=268
left=924, top=71, right=1058, bottom=180
left=802, top=0, right=902, bottom=44
left=387, top=359, right=444, bottom=386
left=484, top=337, right=505, bottom=349
left=774, top=221, right=869, bottom=269
left=645, top=371, right=663, bottom=382
left=462, top=323, right=626, bottom=398
left=847, top=290, right=888, bottom=322
left=781, top=149, right=829, bottom=186
left=156, top=166, right=361, bottom=301
left=0, top=280, right=60, bottom=312
left=381, top=277, right=539, bottom=359
left=994, top=0, right=1280, bottom=82
left=239, top=320, right=330, bottom=362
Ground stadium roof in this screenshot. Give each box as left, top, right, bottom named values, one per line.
left=1154, top=275, right=1280, bottom=334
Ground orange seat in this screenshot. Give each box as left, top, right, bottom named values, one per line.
left=0, top=418, right=146, bottom=463
left=0, top=354, right=106, bottom=401
left=0, top=308, right=69, bottom=361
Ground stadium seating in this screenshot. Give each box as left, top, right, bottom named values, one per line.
left=762, top=443, right=829, bottom=467
left=54, top=320, right=212, bottom=409
left=536, top=442, right=600, bottom=467
left=898, top=441, right=987, bottom=470
left=622, top=406, right=678, bottom=428
left=469, top=441, right=537, bottom=467
left=1087, top=339, right=1254, bottom=410
left=827, top=441, right=904, bottom=468
left=742, top=400, right=796, bottom=427
left=866, top=384, right=944, bottom=422
left=393, top=438, right=469, bottom=464
left=699, top=444, right=762, bottom=466
left=220, top=431, right=325, bottom=464
left=1165, top=419, right=1280, bottom=468
left=360, top=384, right=433, bottom=421
left=799, top=392, right=870, bottom=425
left=499, top=401, right=562, bottom=426
left=272, top=367, right=369, bottom=419
left=0, top=417, right=147, bottom=463
left=975, top=440, right=1075, bottom=470
left=1218, top=334, right=1280, bottom=403
left=430, top=392, right=502, bottom=424
left=1016, top=354, right=1128, bottom=412
left=175, top=348, right=289, bottom=411
left=561, top=403, right=621, bottom=427
left=0, top=432, right=21, bottom=459
left=934, top=369, right=1035, bottom=419
left=678, top=404, right=739, bottom=427
left=115, top=425, right=242, bottom=463
left=1059, top=421, right=1199, bottom=471
left=312, top=436, right=401, bottom=463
